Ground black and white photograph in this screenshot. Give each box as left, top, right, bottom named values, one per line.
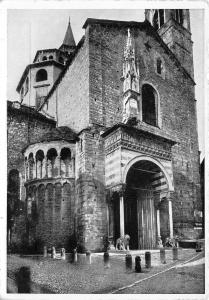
left=1, top=1, right=207, bottom=297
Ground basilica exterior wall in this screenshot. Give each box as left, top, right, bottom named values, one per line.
left=44, top=37, right=90, bottom=133
left=87, top=21, right=201, bottom=239
left=7, top=15, right=202, bottom=252
left=7, top=102, right=56, bottom=248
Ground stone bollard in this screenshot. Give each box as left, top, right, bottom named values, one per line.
left=125, top=253, right=132, bottom=270
left=160, top=248, right=166, bottom=264
left=52, top=247, right=56, bottom=259
left=73, top=248, right=78, bottom=263
left=61, top=248, right=66, bottom=260
left=16, top=266, right=31, bottom=293
left=43, top=246, right=47, bottom=258
left=104, top=251, right=110, bottom=268
left=196, top=242, right=202, bottom=252
left=135, top=256, right=142, bottom=273
left=172, top=246, right=178, bottom=260
left=145, top=251, right=151, bottom=268
left=86, top=251, right=91, bottom=264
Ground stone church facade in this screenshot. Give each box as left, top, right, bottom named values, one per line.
left=7, top=9, right=202, bottom=252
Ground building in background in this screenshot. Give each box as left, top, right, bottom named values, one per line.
left=7, top=9, right=202, bottom=252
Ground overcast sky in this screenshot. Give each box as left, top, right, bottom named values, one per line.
left=7, top=9, right=205, bottom=157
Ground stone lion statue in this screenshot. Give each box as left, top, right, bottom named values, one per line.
left=116, top=234, right=130, bottom=250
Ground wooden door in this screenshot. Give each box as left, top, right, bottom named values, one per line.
left=124, top=190, right=138, bottom=249
left=138, top=189, right=157, bottom=249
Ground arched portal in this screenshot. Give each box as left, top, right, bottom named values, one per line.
left=122, top=158, right=173, bottom=249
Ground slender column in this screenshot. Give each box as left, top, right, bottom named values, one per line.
left=28, top=160, right=31, bottom=180
left=107, top=203, right=109, bottom=237
left=40, top=161, right=43, bottom=178
left=36, top=161, right=40, bottom=178
left=24, top=159, right=28, bottom=181
left=138, top=97, right=142, bottom=121
left=157, top=209, right=161, bottom=237
left=168, top=200, right=173, bottom=238
left=42, top=158, right=47, bottom=178
left=119, top=194, right=125, bottom=237
left=48, top=160, right=52, bottom=178
left=57, top=156, right=61, bottom=177
left=46, top=159, right=49, bottom=178
left=33, top=160, right=36, bottom=179
left=72, top=157, right=75, bottom=176
left=27, top=162, right=30, bottom=181
left=19, top=173, right=22, bottom=201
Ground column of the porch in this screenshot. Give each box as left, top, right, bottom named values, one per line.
left=119, top=193, right=125, bottom=237
left=168, top=192, right=174, bottom=239
left=157, top=208, right=161, bottom=237
left=106, top=185, right=125, bottom=239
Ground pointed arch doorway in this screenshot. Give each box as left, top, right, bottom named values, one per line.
left=123, top=157, right=174, bottom=249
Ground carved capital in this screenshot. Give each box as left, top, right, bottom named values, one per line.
left=106, top=184, right=126, bottom=201
left=167, top=191, right=175, bottom=201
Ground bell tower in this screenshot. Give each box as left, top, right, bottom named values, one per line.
left=145, top=9, right=193, bottom=78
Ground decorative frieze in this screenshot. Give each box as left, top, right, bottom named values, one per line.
left=105, top=127, right=172, bottom=161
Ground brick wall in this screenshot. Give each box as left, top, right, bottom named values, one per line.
left=75, top=128, right=107, bottom=252
left=158, top=18, right=194, bottom=78
left=31, top=180, right=75, bottom=250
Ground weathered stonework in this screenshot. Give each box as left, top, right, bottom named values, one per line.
left=7, top=10, right=202, bottom=252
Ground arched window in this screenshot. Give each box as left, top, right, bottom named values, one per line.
left=47, top=148, right=58, bottom=177
left=8, top=169, right=20, bottom=199
left=49, top=55, right=53, bottom=60
left=7, top=169, right=21, bottom=244
left=20, top=87, right=24, bottom=100
left=36, top=150, right=44, bottom=179
left=157, top=58, right=162, bottom=75
left=36, top=69, right=48, bottom=82
left=59, top=57, right=64, bottom=64
left=142, top=84, right=158, bottom=127
left=42, top=56, right=47, bottom=61
left=174, top=9, right=183, bottom=25
left=153, top=10, right=159, bottom=30
left=152, top=9, right=165, bottom=30
left=60, top=148, right=71, bottom=177
left=155, top=55, right=165, bottom=78
left=28, top=153, right=34, bottom=180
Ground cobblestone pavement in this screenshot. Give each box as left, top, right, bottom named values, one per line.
left=116, top=263, right=204, bottom=294
left=7, top=249, right=204, bottom=294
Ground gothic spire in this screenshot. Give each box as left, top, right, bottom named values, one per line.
left=122, top=28, right=140, bottom=124
left=59, top=17, right=76, bottom=55
left=122, top=28, right=139, bottom=93
left=124, top=28, right=135, bottom=59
